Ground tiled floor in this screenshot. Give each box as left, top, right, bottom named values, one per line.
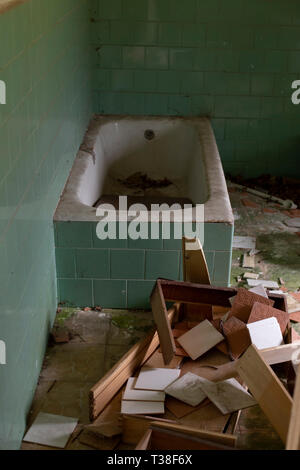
left=21, top=186, right=300, bottom=450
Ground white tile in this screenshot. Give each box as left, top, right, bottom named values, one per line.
left=247, top=317, right=283, bottom=350
left=249, top=284, right=268, bottom=298
left=165, top=372, right=207, bottom=407
left=233, top=236, right=256, bottom=250
left=177, top=320, right=224, bottom=360
left=23, top=412, right=78, bottom=449
left=247, top=279, right=279, bottom=289
left=197, top=378, right=256, bottom=415
left=135, top=367, right=181, bottom=391
left=123, top=377, right=165, bottom=401
left=121, top=400, right=164, bottom=415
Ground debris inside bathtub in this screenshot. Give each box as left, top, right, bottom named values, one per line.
left=118, top=172, right=172, bottom=191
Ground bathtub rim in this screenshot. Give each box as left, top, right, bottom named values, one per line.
left=54, top=114, right=234, bottom=225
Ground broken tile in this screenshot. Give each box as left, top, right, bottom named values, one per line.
left=243, top=272, right=259, bottom=280
left=223, top=317, right=251, bottom=359
left=284, top=217, right=300, bottom=228
left=23, top=412, right=78, bottom=449
left=242, top=254, right=256, bottom=269
left=177, top=320, right=224, bottom=361
left=290, top=311, right=300, bottom=323
left=247, top=317, right=283, bottom=350
left=196, top=378, right=256, bottom=415
left=228, top=287, right=274, bottom=323
left=123, top=377, right=165, bottom=402
left=233, top=236, right=256, bottom=250
left=165, top=372, right=207, bottom=407
left=135, top=367, right=180, bottom=391
left=249, top=284, right=268, bottom=298
left=121, top=400, right=164, bottom=415
left=247, top=279, right=279, bottom=289
left=248, top=302, right=289, bottom=334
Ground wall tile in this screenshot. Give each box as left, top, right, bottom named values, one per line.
left=59, top=279, right=93, bottom=307
left=55, top=248, right=76, bottom=279
left=94, top=280, right=126, bottom=308
left=145, top=250, right=180, bottom=280
left=127, top=280, right=156, bottom=309
left=55, top=222, right=92, bottom=248
left=110, top=249, right=145, bottom=279
left=76, top=249, right=110, bottom=279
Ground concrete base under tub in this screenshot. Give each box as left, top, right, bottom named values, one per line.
left=54, top=115, right=234, bottom=309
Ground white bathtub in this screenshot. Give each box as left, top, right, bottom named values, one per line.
left=54, top=115, right=233, bottom=224
left=54, top=115, right=234, bottom=308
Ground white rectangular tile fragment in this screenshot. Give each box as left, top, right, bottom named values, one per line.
left=247, top=279, right=279, bottom=289
left=135, top=367, right=181, bottom=391
left=249, top=284, right=269, bottom=298
left=247, top=317, right=283, bottom=350
left=121, top=400, right=164, bottom=415
left=165, top=372, right=207, bottom=407
left=123, top=377, right=165, bottom=401
left=197, top=378, right=256, bottom=415
left=177, top=320, right=224, bottom=360
left=233, top=236, right=256, bottom=250
left=23, top=412, right=78, bottom=448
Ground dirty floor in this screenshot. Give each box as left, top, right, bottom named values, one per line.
left=21, top=186, right=300, bottom=451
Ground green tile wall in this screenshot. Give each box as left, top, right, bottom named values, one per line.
left=55, top=221, right=233, bottom=309
left=0, top=0, right=92, bottom=449
left=91, top=0, right=300, bottom=177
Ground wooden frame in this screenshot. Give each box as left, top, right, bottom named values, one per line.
left=150, top=279, right=287, bottom=365
left=136, top=422, right=236, bottom=450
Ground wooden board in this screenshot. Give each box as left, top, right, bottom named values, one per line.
left=89, top=305, right=178, bottom=420
left=286, top=370, right=300, bottom=450
left=260, top=343, right=300, bottom=366
left=236, top=345, right=293, bottom=443
left=150, top=282, right=176, bottom=365
left=149, top=421, right=237, bottom=447
left=121, top=415, right=175, bottom=445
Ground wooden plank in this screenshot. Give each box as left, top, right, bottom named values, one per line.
left=122, top=415, right=175, bottom=445
left=149, top=427, right=234, bottom=450
left=150, top=421, right=237, bottom=447
left=260, top=343, right=300, bottom=366
left=135, top=429, right=152, bottom=450
left=236, top=345, right=293, bottom=443
left=182, top=237, right=212, bottom=320
left=150, top=282, right=176, bottom=365
left=286, top=370, right=300, bottom=450
left=89, top=306, right=178, bottom=420
left=182, top=237, right=210, bottom=284
left=158, top=279, right=287, bottom=311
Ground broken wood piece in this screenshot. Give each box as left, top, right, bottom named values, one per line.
left=286, top=369, right=300, bottom=450
left=242, top=254, right=256, bottom=269
left=145, top=350, right=183, bottom=369
left=79, top=428, right=120, bottom=450
left=150, top=282, right=177, bottom=365
left=177, top=320, right=224, bottom=360
left=148, top=421, right=237, bottom=448
left=121, top=415, right=175, bottom=445
left=84, top=421, right=122, bottom=438
left=243, top=272, right=259, bottom=280
left=182, top=236, right=213, bottom=321
left=260, top=343, right=300, bottom=366
left=236, top=344, right=293, bottom=443
left=89, top=305, right=178, bottom=420
left=165, top=396, right=209, bottom=419
left=248, top=301, right=289, bottom=334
